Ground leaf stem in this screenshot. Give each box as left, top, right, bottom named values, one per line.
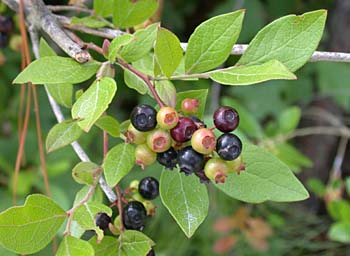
left=153, top=72, right=211, bottom=81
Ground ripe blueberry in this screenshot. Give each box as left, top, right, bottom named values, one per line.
left=130, top=104, right=157, bottom=132
left=95, top=212, right=112, bottom=231
left=216, top=133, right=242, bottom=161
left=156, top=107, right=179, bottom=129
left=122, top=201, right=147, bottom=230
left=135, top=144, right=156, bottom=169
left=146, top=129, right=172, bottom=153
left=138, top=177, right=159, bottom=200
left=181, top=98, right=199, bottom=114
left=194, top=169, right=210, bottom=184
left=0, top=16, right=14, bottom=33
left=0, top=32, right=9, bottom=48
left=204, top=158, right=230, bottom=183
left=188, top=116, right=207, bottom=129
left=177, top=146, right=205, bottom=175
left=157, top=147, right=178, bottom=170
left=170, top=117, right=197, bottom=143
left=191, top=128, right=216, bottom=154
left=147, top=248, right=155, bottom=256
left=213, top=106, right=239, bottom=132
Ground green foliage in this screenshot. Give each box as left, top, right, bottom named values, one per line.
left=93, top=0, right=113, bottom=17
left=277, top=106, right=301, bottom=134
left=0, top=194, right=66, bottom=254
left=108, top=34, right=134, bottom=62
left=160, top=170, right=209, bottom=237
left=72, top=162, right=101, bottom=185
left=56, top=236, right=94, bottom=256
left=185, top=10, right=245, bottom=74
left=46, top=120, right=82, bottom=152
left=72, top=78, right=117, bottom=132
left=95, top=115, right=120, bottom=138
left=216, top=143, right=309, bottom=203
left=155, top=80, right=177, bottom=107
left=328, top=222, right=350, bottom=243
left=70, top=16, right=109, bottom=28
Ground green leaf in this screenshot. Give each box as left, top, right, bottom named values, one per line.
left=94, top=0, right=113, bottom=17
left=39, top=39, right=73, bottom=108
left=120, top=23, right=158, bottom=63
left=103, top=143, right=135, bottom=187
left=185, top=10, right=245, bottom=74
left=113, top=0, right=158, bottom=28
left=155, top=80, right=176, bottom=108
left=73, top=202, right=112, bottom=241
left=277, top=106, right=301, bottom=134
left=0, top=194, right=66, bottom=254
left=90, top=231, right=154, bottom=256
left=72, top=78, right=117, bottom=132
left=175, top=89, right=208, bottom=119
left=154, top=27, right=183, bottom=78
left=328, top=222, right=350, bottom=243
left=56, top=236, right=94, bottom=256
left=71, top=16, right=108, bottom=28
left=108, top=34, right=134, bottom=62
left=46, top=120, right=83, bottom=153
left=160, top=169, right=209, bottom=238
left=123, top=69, right=149, bottom=94
left=237, top=10, right=327, bottom=72
left=327, top=200, right=350, bottom=223
left=13, top=56, right=100, bottom=84
left=72, top=162, right=101, bottom=185
left=307, top=178, right=326, bottom=197
left=209, top=60, right=296, bottom=86
left=215, top=143, right=309, bottom=203
left=95, top=115, right=120, bottom=137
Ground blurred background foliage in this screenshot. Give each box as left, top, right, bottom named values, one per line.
left=0, top=0, right=350, bottom=255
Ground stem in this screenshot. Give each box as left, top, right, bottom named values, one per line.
left=47, top=5, right=93, bottom=14
left=115, top=186, right=125, bottom=233
left=118, top=59, right=165, bottom=107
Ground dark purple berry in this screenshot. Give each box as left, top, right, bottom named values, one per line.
left=123, top=201, right=147, bottom=230
left=138, top=177, right=159, bottom=200
left=0, top=32, right=9, bottom=48
left=0, top=16, right=14, bottom=33
left=213, top=106, right=239, bottom=132
left=170, top=117, right=197, bottom=143
left=147, top=248, right=155, bottom=256
left=95, top=212, right=111, bottom=231
left=157, top=147, right=178, bottom=170
left=177, top=146, right=205, bottom=175
left=195, top=169, right=210, bottom=184
left=216, top=133, right=242, bottom=161
left=188, top=116, right=207, bottom=128
left=131, top=104, right=157, bottom=132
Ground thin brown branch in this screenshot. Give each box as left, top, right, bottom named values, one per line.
left=115, top=186, right=125, bottom=233
left=47, top=5, right=93, bottom=14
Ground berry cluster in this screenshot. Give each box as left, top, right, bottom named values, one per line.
left=0, top=16, right=14, bottom=48
left=126, top=100, right=245, bottom=184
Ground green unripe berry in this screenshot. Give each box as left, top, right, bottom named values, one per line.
left=156, top=107, right=179, bottom=129
left=226, top=155, right=245, bottom=174
left=147, top=129, right=172, bottom=153
left=204, top=158, right=230, bottom=183
left=126, top=124, right=148, bottom=144
left=135, top=144, right=156, bottom=169
left=191, top=128, right=216, bottom=154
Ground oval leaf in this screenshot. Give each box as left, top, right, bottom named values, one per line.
left=113, top=0, right=158, bottom=28
left=155, top=80, right=176, bottom=108
left=0, top=194, right=66, bottom=254
left=95, top=115, right=120, bottom=138
left=154, top=27, right=183, bottom=78
left=185, top=10, right=245, bottom=74
left=94, top=0, right=113, bottom=17
left=108, top=34, right=134, bottom=62
left=72, top=77, right=117, bottom=132
left=56, top=236, right=94, bottom=256
left=46, top=120, right=82, bottom=153
left=160, top=169, right=209, bottom=238
left=328, top=222, right=350, bottom=243
left=209, top=60, right=296, bottom=86
left=13, top=56, right=100, bottom=84
left=215, top=143, right=309, bottom=203
left=237, top=10, right=327, bottom=72
left=72, top=162, right=101, bottom=185
left=103, top=143, right=135, bottom=187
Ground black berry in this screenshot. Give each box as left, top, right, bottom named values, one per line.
left=95, top=212, right=111, bottom=231
left=213, top=106, right=239, bottom=132
left=0, top=32, right=9, bottom=48
left=130, top=104, right=157, bottom=132
left=122, top=201, right=147, bottom=230
left=177, top=146, right=205, bottom=175
left=194, top=169, right=210, bottom=184
left=157, top=147, right=178, bottom=170
left=147, top=248, right=155, bottom=256
left=216, top=133, right=242, bottom=161
left=0, top=16, right=14, bottom=33
left=138, top=177, right=159, bottom=200
left=170, top=117, right=197, bottom=143
left=188, top=116, right=207, bottom=129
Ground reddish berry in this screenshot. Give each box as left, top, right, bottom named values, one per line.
left=156, top=107, right=179, bottom=129
left=216, top=133, right=242, bottom=161
left=135, top=144, right=156, bottom=169
left=213, top=106, right=239, bottom=132
left=131, top=104, right=157, bottom=132
left=147, top=129, right=172, bottom=153
left=177, top=146, right=205, bottom=175
left=181, top=98, right=199, bottom=114
left=191, top=128, right=216, bottom=154
left=170, top=117, right=197, bottom=143
left=188, top=116, right=207, bottom=129
left=125, top=124, right=148, bottom=144
left=204, top=158, right=230, bottom=183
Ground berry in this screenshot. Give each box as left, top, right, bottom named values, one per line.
left=177, top=146, right=205, bottom=175
left=191, top=128, right=216, bottom=154
left=170, top=117, right=197, bottom=143
left=146, top=129, right=172, bottom=153
left=130, top=104, right=157, bottom=132
left=216, top=133, right=242, bottom=161
left=0, top=16, right=14, bottom=33
left=157, top=147, right=178, bottom=170
left=226, top=155, right=245, bottom=174
left=156, top=107, right=179, bottom=129
left=147, top=248, right=155, bottom=256
left=188, top=116, right=207, bottom=129
left=125, top=124, right=148, bottom=144
left=95, top=212, right=112, bottom=231
left=122, top=201, right=147, bottom=230
left=0, top=32, right=9, bottom=48
left=138, top=177, right=159, bottom=200
left=181, top=98, right=199, bottom=114
left=213, top=106, right=239, bottom=132
left=204, top=158, right=230, bottom=183
left=194, top=169, right=210, bottom=184
left=135, top=144, right=156, bottom=169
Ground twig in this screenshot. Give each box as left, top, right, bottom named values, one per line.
left=330, top=137, right=348, bottom=180
left=47, top=5, right=93, bottom=14
left=115, top=186, right=125, bottom=233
